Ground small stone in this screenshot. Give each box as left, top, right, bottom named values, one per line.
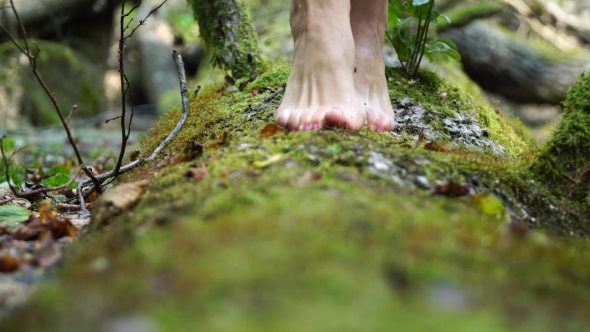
left=414, top=176, right=430, bottom=190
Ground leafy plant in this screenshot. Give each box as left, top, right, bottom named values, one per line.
left=386, top=0, right=460, bottom=78
left=0, top=137, right=26, bottom=189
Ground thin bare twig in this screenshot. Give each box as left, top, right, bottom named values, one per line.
left=0, top=196, right=14, bottom=205
left=0, top=0, right=102, bottom=195
left=1, top=136, right=82, bottom=198
left=76, top=183, right=90, bottom=214
left=261, top=88, right=285, bottom=103
left=113, top=0, right=168, bottom=180
left=0, top=135, right=20, bottom=197
left=125, top=0, right=169, bottom=40
left=67, top=105, right=77, bottom=124
left=80, top=50, right=190, bottom=187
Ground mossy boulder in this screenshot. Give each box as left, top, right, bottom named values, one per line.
left=0, top=40, right=103, bottom=126
left=2, top=63, right=590, bottom=331
left=532, top=72, right=590, bottom=204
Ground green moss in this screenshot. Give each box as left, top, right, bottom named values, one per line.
left=438, top=2, right=504, bottom=32
left=532, top=72, right=590, bottom=204
left=187, top=0, right=262, bottom=79
left=0, top=41, right=103, bottom=126
left=385, top=67, right=532, bottom=157
left=4, top=62, right=590, bottom=331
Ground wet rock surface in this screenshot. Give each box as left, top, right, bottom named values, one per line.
left=392, top=97, right=507, bottom=155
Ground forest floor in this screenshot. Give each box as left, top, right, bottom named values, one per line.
left=1, top=63, right=590, bottom=331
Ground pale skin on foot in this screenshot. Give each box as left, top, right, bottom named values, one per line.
left=275, top=0, right=395, bottom=132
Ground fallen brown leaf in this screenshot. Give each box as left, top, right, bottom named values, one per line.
left=170, top=140, right=204, bottom=165
left=291, top=170, right=322, bottom=187
left=184, top=165, right=209, bottom=181
left=207, top=132, right=232, bottom=150
left=0, top=253, right=20, bottom=273
left=38, top=199, right=55, bottom=223
left=96, top=180, right=150, bottom=211
left=13, top=216, right=48, bottom=241
left=507, top=221, right=529, bottom=238
left=90, top=180, right=150, bottom=230
left=424, top=141, right=446, bottom=152
left=34, top=233, right=62, bottom=268
left=260, top=124, right=283, bottom=139
left=432, top=181, right=469, bottom=197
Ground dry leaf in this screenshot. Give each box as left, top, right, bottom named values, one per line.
left=96, top=180, right=150, bottom=211
left=291, top=171, right=322, bottom=186
left=424, top=141, right=446, bottom=152
left=260, top=124, right=284, bottom=139
left=207, top=132, right=232, bottom=150
left=34, top=233, right=62, bottom=268
left=432, top=181, right=469, bottom=197
left=39, top=199, right=56, bottom=223
left=170, top=141, right=204, bottom=165
left=184, top=165, right=209, bottom=181
left=0, top=253, right=20, bottom=273
left=90, top=180, right=150, bottom=230
left=13, top=216, right=49, bottom=241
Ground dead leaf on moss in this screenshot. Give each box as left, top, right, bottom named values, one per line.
left=507, top=221, right=529, bottom=238
left=424, top=141, right=446, bottom=152
left=291, top=170, right=322, bottom=186
left=432, top=181, right=469, bottom=197
left=0, top=253, right=20, bottom=273
left=97, top=180, right=150, bottom=211
left=208, top=132, right=232, bottom=150
left=260, top=124, right=283, bottom=139
left=170, top=140, right=204, bottom=165
left=90, top=180, right=150, bottom=230
left=184, top=165, right=209, bottom=181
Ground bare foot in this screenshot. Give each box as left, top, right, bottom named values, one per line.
left=351, top=0, right=395, bottom=132
left=275, top=0, right=366, bottom=131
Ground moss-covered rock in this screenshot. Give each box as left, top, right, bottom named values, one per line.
left=2, top=62, right=590, bottom=331
left=0, top=40, right=103, bottom=126
left=532, top=72, right=590, bottom=204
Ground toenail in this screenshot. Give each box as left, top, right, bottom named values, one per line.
left=303, top=124, right=309, bottom=131
left=313, top=124, right=320, bottom=130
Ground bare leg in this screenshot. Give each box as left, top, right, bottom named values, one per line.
left=275, top=0, right=366, bottom=131
left=351, top=0, right=395, bottom=132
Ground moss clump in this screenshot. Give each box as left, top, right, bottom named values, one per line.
left=5, top=62, right=590, bottom=331
left=532, top=72, right=590, bottom=204
left=188, top=0, right=262, bottom=79
left=437, top=2, right=503, bottom=32
left=385, top=67, right=532, bottom=157
left=0, top=41, right=103, bottom=126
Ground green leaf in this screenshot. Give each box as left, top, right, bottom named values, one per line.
left=440, top=14, right=451, bottom=24
left=1, top=138, right=15, bottom=151
left=0, top=205, right=30, bottom=229
left=42, top=173, right=71, bottom=187
left=434, top=38, right=458, bottom=49
left=443, top=49, right=461, bottom=60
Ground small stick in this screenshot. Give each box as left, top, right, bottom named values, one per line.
left=79, top=50, right=190, bottom=187
left=0, top=197, right=14, bottom=205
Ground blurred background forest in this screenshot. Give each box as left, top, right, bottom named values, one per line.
left=0, top=0, right=589, bottom=160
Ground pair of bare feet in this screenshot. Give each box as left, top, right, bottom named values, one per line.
left=275, top=0, right=395, bottom=132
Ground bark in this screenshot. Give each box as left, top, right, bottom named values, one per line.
left=187, top=0, right=261, bottom=79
